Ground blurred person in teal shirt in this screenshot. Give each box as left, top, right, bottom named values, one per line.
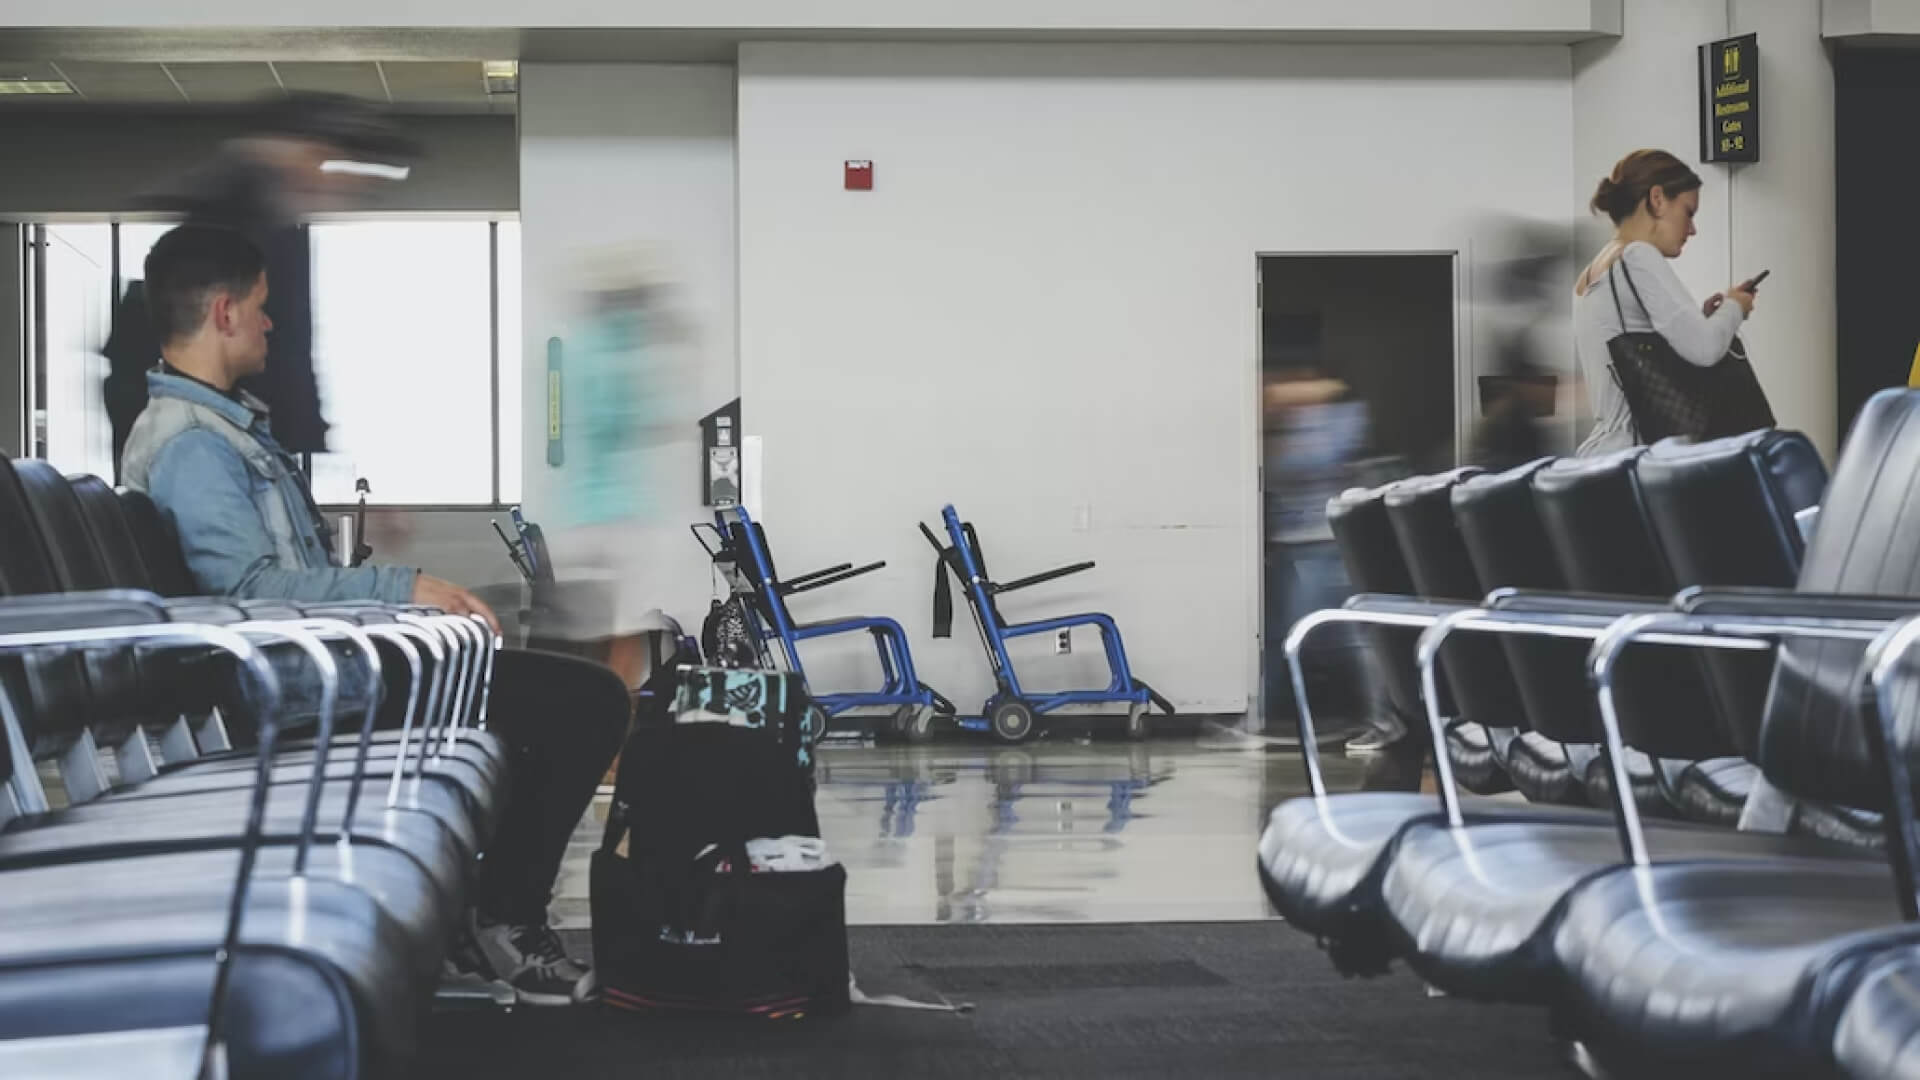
left=538, top=248, right=691, bottom=679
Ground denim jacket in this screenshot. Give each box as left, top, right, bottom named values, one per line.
left=119, top=370, right=417, bottom=603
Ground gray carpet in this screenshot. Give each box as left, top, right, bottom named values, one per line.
left=418, top=923, right=1572, bottom=1078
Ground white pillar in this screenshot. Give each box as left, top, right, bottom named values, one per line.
left=1729, top=0, right=1837, bottom=459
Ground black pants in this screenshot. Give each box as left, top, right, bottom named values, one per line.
left=465, top=649, right=629, bottom=924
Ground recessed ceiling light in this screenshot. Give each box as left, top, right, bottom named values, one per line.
left=0, top=79, right=76, bottom=96
left=483, top=60, right=519, bottom=95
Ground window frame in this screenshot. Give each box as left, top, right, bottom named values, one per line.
left=91, top=211, right=523, bottom=511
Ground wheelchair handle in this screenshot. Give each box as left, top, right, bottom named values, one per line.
left=783, top=562, right=856, bottom=589
left=785, top=560, right=886, bottom=595
left=992, top=561, right=1095, bottom=594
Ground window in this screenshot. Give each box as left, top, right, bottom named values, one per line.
left=37, top=224, right=114, bottom=480
left=307, top=220, right=495, bottom=504
left=37, top=216, right=522, bottom=506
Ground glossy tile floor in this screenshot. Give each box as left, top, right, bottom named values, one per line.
left=554, top=731, right=1369, bottom=929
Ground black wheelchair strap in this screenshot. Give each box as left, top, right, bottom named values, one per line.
left=932, top=553, right=954, bottom=639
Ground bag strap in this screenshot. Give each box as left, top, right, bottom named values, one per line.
left=1616, top=255, right=1659, bottom=326
left=1606, top=257, right=1629, bottom=327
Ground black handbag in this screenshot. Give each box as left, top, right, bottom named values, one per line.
left=1606, top=259, right=1775, bottom=442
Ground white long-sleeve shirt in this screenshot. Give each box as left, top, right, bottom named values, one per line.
left=1573, top=241, right=1745, bottom=455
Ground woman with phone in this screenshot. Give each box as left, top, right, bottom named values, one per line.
left=1573, top=149, right=1763, bottom=454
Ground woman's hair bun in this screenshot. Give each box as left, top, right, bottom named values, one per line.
left=1589, top=175, right=1621, bottom=217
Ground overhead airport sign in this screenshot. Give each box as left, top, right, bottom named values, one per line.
left=1700, top=33, right=1759, bottom=163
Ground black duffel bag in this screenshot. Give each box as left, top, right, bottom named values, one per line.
left=591, top=667, right=848, bottom=1019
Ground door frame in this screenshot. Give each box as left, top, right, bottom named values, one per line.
left=1248, top=248, right=1468, bottom=732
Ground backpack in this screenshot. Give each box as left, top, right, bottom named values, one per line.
left=591, top=666, right=848, bottom=1019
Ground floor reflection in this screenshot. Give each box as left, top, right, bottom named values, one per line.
left=554, top=734, right=1367, bottom=929
left=818, top=735, right=1364, bottom=926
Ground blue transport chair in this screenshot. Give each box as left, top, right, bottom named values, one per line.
left=920, top=504, right=1173, bottom=743
left=694, top=505, right=953, bottom=741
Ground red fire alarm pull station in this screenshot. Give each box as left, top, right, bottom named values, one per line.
left=845, top=160, right=874, bottom=191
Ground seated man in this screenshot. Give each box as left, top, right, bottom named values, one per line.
left=121, top=224, right=627, bottom=1006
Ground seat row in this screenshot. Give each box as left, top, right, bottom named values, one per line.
left=1260, top=388, right=1920, bottom=1078
left=0, top=449, right=508, bottom=1079
left=1323, top=424, right=1851, bottom=835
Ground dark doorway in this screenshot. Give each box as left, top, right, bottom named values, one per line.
left=1836, top=48, right=1920, bottom=438
left=1259, top=254, right=1457, bottom=475
left=1256, top=253, right=1455, bottom=735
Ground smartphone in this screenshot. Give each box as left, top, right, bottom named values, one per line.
left=1742, top=269, right=1771, bottom=292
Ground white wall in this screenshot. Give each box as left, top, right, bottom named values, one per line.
left=1572, top=0, right=1836, bottom=457
left=737, top=42, right=1574, bottom=715
left=518, top=63, right=739, bottom=635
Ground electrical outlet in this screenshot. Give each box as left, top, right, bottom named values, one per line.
left=1055, top=629, right=1072, bottom=655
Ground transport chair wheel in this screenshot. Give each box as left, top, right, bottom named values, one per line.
left=990, top=699, right=1037, bottom=744
left=1125, top=701, right=1151, bottom=741
left=895, top=704, right=937, bottom=744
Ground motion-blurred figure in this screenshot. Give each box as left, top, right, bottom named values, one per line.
left=537, top=246, right=693, bottom=687
left=1466, top=215, right=1574, bottom=470
left=105, top=92, right=417, bottom=467
left=1262, top=365, right=1377, bottom=741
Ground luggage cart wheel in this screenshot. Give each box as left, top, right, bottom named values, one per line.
left=895, top=704, right=938, bottom=744
left=1125, top=701, right=1151, bottom=741
left=802, top=703, right=830, bottom=748
left=990, top=699, right=1037, bottom=744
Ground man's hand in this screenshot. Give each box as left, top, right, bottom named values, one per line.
left=412, top=573, right=502, bottom=637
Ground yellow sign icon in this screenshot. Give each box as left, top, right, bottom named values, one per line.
left=1724, top=44, right=1739, bottom=77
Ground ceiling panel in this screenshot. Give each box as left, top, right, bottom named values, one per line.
left=55, top=60, right=183, bottom=102
left=274, top=60, right=389, bottom=101
left=0, top=60, right=60, bottom=82
left=166, top=61, right=281, bottom=103
left=0, top=60, right=511, bottom=113
left=377, top=60, right=489, bottom=107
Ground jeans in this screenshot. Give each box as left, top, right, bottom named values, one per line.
left=1264, top=540, right=1381, bottom=733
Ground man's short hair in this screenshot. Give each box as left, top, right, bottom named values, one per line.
left=144, top=225, right=265, bottom=345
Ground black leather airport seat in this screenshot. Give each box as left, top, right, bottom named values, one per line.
left=1450, top=459, right=1586, bottom=806
left=1382, top=468, right=1516, bottom=795
left=1545, top=392, right=1920, bottom=1075
left=1833, top=947, right=1920, bottom=1080
left=116, top=488, right=198, bottom=597
left=1326, top=482, right=1472, bottom=770
left=1530, top=448, right=1707, bottom=816
left=1636, top=430, right=1862, bottom=835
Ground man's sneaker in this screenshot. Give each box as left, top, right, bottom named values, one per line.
left=438, top=930, right=516, bottom=1007
left=470, top=911, right=593, bottom=1007
left=1345, top=729, right=1394, bottom=757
